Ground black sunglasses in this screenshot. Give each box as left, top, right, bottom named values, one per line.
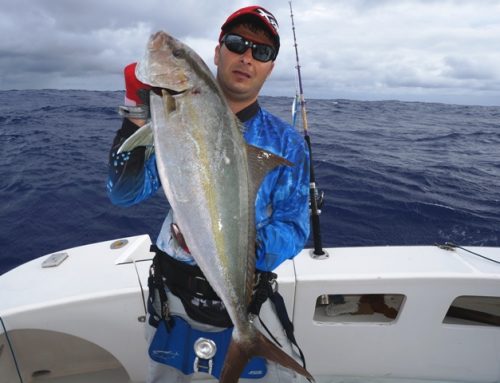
left=221, top=33, right=276, bottom=63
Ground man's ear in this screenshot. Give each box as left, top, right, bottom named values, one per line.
left=266, top=61, right=275, bottom=79
left=214, top=44, right=221, bottom=66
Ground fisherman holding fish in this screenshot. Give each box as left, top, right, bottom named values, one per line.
left=107, top=6, right=312, bottom=383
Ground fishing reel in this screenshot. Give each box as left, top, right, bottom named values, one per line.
left=310, top=187, right=325, bottom=215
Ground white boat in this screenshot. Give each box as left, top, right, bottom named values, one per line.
left=1, top=234, right=499, bottom=383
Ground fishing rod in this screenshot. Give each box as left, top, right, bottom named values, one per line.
left=289, top=1, right=327, bottom=258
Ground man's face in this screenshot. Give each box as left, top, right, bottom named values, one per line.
left=214, top=24, right=275, bottom=110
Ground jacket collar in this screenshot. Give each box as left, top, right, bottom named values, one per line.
left=236, top=100, right=259, bottom=123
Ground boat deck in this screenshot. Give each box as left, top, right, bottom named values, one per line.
left=1, top=235, right=499, bottom=382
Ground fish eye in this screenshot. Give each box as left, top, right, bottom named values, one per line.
left=172, top=49, right=184, bottom=58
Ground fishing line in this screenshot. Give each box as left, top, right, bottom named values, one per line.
left=0, top=316, right=23, bottom=382
left=133, top=259, right=148, bottom=316
left=437, top=242, right=500, bottom=264
left=289, top=1, right=327, bottom=258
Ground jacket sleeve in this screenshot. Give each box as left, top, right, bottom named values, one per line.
left=255, top=138, right=311, bottom=272
left=106, top=119, right=160, bottom=206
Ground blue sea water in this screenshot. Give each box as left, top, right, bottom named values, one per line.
left=1, top=90, right=499, bottom=275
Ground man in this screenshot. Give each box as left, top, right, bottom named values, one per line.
left=107, top=5, right=310, bottom=382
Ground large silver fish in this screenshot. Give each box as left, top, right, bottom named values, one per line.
left=121, top=31, right=313, bottom=383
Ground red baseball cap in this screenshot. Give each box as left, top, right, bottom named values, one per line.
left=219, top=6, right=280, bottom=56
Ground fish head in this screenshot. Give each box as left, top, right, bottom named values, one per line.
left=135, top=31, right=203, bottom=93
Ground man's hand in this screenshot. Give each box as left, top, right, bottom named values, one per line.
left=121, top=62, right=151, bottom=127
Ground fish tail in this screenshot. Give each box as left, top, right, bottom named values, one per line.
left=219, top=330, right=314, bottom=383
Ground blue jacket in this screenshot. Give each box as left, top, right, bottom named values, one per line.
left=107, top=102, right=310, bottom=271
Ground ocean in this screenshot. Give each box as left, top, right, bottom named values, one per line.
left=1, top=90, right=499, bottom=275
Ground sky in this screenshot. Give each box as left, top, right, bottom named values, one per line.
left=1, top=0, right=499, bottom=106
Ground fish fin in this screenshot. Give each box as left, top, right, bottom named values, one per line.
left=117, top=122, right=154, bottom=154
left=220, top=331, right=314, bottom=383
left=244, top=144, right=294, bottom=303
left=246, top=144, right=293, bottom=199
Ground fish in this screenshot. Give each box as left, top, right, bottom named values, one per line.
left=121, top=31, right=314, bottom=383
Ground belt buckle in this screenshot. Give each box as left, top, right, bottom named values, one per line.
left=193, top=337, right=216, bottom=374
left=193, top=357, right=213, bottom=375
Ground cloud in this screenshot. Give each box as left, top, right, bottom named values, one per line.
left=282, top=0, right=500, bottom=104
left=0, top=0, right=499, bottom=105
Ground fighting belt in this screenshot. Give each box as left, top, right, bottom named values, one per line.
left=149, top=245, right=232, bottom=327
left=149, top=315, right=266, bottom=379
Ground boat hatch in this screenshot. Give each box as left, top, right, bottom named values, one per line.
left=443, top=295, right=500, bottom=327
left=313, top=294, right=405, bottom=323
left=41, top=252, right=68, bottom=268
